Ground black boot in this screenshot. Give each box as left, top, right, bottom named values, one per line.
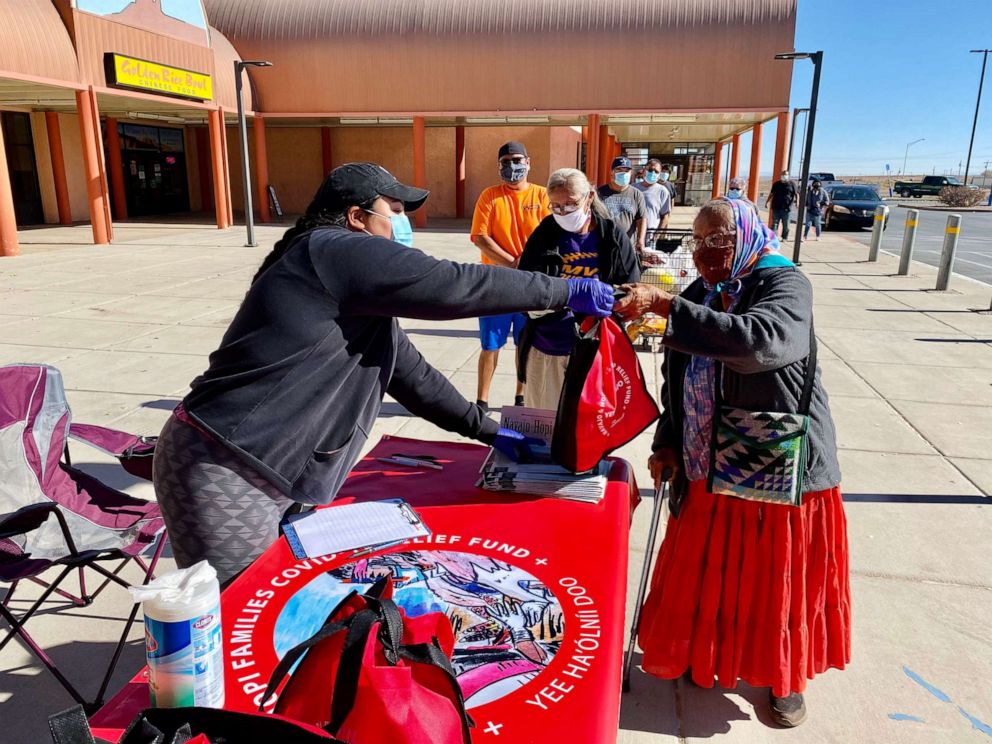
left=769, top=691, right=807, bottom=727
left=476, top=399, right=489, bottom=414
left=514, top=394, right=525, bottom=407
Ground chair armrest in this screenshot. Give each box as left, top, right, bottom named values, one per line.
left=0, top=503, right=79, bottom=556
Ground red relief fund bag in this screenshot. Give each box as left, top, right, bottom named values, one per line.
left=260, top=577, right=472, bottom=744
left=553, top=316, right=660, bottom=472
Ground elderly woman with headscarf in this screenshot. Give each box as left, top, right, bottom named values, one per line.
left=614, top=198, right=850, bottom=728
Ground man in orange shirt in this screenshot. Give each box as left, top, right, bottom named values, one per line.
left=470, top=141, right=550, bottom=412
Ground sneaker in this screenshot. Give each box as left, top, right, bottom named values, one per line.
left=815, top=236, right=821, bottom=242
left=769, top=691, right=807, bottom=728
left=514, top=395, right=525, bottom=407
left=476, top=399, right=489, bottom=414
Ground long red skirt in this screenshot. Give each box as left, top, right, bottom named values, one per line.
left=638, top=480, right=851, bottom=697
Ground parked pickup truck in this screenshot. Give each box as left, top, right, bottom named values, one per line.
left=893, top=175, right=965, bottom=198
left=808, top=172, right=842, bottom=188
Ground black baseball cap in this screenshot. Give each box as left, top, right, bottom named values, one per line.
left=498, top=141, right=528, bottom=159
left=611, top=156, right=633, bottom=170
left=313, top=162, right=430, bottom=213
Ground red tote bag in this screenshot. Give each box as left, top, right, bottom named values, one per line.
left=552, top=316, right=660, bottom=473
left=261, top=577, right=471, bottom=744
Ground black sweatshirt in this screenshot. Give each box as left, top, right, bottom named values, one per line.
left=184, top=227, right=571, bottom=504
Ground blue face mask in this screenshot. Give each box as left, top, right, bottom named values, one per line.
left=727, top=189, right=742, bottom=200
left=660, top=172, right=671, bottom=182
left=365, top=209, right=414, bottom=247
left=614, top=171, right=631, bottom=187
left=643, top=171, right=660, bottom=184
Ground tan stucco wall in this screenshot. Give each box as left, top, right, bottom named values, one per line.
left=60, top=113, right=90, bottom=223
left=266, top=127, right=323, bottom=217
left=549, top=126, right=584, bottom=177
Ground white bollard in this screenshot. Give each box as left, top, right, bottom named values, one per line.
left=935, top=214, right=962, bottom=291
left=867, top=205, right=889, bottom=261
left=897, top=209, right=919, bottom=276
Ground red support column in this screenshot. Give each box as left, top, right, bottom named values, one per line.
left=747, top=122, right=763, bottom=203
left=712, top=141, right=725, bottom=199
left=207, top=110, right=229, bottom=229
left=0, top=119, right=19, bottom=256
left=585, top=114, right=600, bottom=183
left=45, top=111, right=72, bottom=226
left=254, top=117, right=271, bottom=223
left=455, top=125, right=466, bottom=219
left=218, top=107, right=233, bottom=227
left=412, top=116, right=427, bottom=228
left=105, top=117, right=128, bottom=221
left=598, top=125, right=611, bottom=185
left=195, top=126, right=212, bottom=212
left=729, top=133, right=741, bottom=180
left=75, top=88, right=110, bottom=245
left=321, top=126, right=333, bottom=176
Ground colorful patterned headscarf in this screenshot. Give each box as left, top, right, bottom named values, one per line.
left=705, top=197, right=793, bottom=300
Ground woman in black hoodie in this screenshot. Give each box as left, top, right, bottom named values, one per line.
left=517, top=168, right=640, bottom=409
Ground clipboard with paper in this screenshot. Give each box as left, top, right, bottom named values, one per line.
left=282, top=499, right=430, bottom=560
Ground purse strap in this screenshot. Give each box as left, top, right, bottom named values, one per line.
left=713, top=320, right=818, bottom=416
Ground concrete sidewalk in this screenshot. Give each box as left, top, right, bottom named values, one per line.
left=0, top=215, right=989, bottom=743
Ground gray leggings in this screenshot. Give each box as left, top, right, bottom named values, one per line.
left=153, top=415, right=295, bottom=584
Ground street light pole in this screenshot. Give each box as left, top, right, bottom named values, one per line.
left=787, top=107, right=809, bottom=174
left=776, top=50, right=823, bottom=264
left=902, top=138, right=925, bottom=177
left=964, top=49, right=990, bottom=186
left=234, top=59, right=272, bottom=248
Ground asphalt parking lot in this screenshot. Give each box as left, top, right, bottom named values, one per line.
left=839, top=207, right=992, bottom=286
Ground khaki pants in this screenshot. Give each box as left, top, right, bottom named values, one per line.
left=523, top=349, right=569, bottom=411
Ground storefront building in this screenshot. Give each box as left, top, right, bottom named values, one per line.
left=0, top=0, right=797, bottom=256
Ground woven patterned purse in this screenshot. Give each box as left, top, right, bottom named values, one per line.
left=707, top=326, right=817, bottom=507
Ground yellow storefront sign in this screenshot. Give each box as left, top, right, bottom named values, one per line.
left=106, top=53, right=213, bottom=101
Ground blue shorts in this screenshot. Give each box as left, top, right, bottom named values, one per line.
left=479, top=313, right=527, bottom=352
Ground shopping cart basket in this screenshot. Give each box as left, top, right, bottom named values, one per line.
left=627, top=228, right=698, bottom=351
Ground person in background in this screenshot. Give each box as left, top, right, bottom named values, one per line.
left=765, top=170, right=797, bottom=240
left=803, top=179, right=830, bottom=241
left=597, top=156, right=647, bottom=252
left=725, top=176, right=748, bottom=201
left=660, top=164, right=677, bottom=205
left=614, top=198, right=849, bottom=728
left=154, top=162, right=615, bottom=583
left=517, top=169, right=641, bottom=409
left=470, top=141, right=550, bottom=412
left=636, top=158, right=673, bottom=241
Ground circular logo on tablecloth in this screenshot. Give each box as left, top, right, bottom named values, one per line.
left=272, top=550, right=564, bottom=708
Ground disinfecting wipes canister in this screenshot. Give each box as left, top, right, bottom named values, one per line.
left=130, top=561, right=225, bottom=708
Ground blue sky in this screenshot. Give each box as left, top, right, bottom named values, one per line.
left=741, top=0, right=992, bottom=178
left=75, top=0, right=206, bottom=29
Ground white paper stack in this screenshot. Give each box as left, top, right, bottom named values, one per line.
left=477, top=407, right=609, bottom=504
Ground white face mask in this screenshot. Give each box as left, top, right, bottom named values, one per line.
left=552, top=207, right=590, bottom=233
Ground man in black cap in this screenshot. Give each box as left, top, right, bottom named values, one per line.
left=469, top=141, right=550, bottom=412
left=597, top=155, right=647, bottom=251
left=153, top=162, right=614, bottom=582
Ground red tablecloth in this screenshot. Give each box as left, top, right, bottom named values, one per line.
left=90, top=435, right=637, bottom=743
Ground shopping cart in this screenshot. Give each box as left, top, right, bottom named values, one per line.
left=627, top=228, right=698, bottom=352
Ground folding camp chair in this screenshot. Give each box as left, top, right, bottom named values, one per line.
left=0, top=364, right=167, bottom=711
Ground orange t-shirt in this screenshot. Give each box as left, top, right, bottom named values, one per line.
left=470, top=184, right=550, bottom=264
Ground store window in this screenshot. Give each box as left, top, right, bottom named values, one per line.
left=1, top=112, right=44, bottom=225
left=116, top=123, right=190, bottom=216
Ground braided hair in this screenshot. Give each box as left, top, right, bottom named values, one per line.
left=251, top=195, right=377, bottom=284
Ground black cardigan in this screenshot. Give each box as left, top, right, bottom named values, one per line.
left=655, top=266, right=841, bottom=516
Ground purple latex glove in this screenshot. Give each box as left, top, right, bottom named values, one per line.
left=565, top=278, right=615, bottom=318
left=493, top=427, right=544, bottom=463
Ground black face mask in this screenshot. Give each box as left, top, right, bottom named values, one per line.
left=500, top=162, right=528, bottom=183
